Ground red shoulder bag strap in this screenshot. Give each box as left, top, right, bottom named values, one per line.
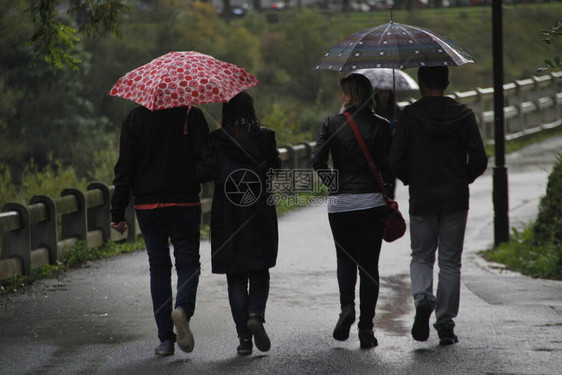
left=343, top=111, right=390, bottom=203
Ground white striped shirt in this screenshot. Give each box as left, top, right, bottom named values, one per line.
left=327, top=193, right=386, bottom=214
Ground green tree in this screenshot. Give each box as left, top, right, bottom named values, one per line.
left=27, top=0, right=126, bottom=69
left=539, top=22, right=561, bottom=72
left=1, top=0, right=114, bottom=182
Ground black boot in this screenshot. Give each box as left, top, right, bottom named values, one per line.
left=237, top=338, right=253, bottom=355
left=333, top=305, right=355, bottom=341
left=411, top=300, right=433, bottom=342
left=358, top=329, right=378, bottom=349
left=247, top=314, right=271, bottom=352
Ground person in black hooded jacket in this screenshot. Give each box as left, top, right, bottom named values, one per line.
left=389, top=66, right=488, bottom=346
left=197, top=91, right=281, bottom=356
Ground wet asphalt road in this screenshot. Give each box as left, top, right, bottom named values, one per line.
left=1, top=136, right=561, bottom=375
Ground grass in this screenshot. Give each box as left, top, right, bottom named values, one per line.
left=482, top=148, right=562, bottom=280
left=481, top=227, right=561, bottom=280
left=485, top=125, right=562, bottom=156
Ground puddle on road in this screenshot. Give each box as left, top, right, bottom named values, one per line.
left=376, top=274, right=412, bottom=336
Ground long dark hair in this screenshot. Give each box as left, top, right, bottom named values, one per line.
left=221, top=91, right=258, bottom=129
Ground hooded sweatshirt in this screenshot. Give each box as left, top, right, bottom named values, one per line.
left=389, top=96, right=488, bottom=216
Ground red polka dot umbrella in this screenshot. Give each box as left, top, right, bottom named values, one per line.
left=109, top=51, right=260, bottom=110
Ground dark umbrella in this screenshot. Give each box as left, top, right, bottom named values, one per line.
left=314, top=22, right=474, bottom=72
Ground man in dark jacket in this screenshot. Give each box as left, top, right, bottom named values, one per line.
left=389, top=66, right=488, bottom=346
left=111, top=105, right=209, bottom=356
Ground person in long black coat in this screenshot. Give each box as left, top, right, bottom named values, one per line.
left=197, top=91, right=281, bottom=355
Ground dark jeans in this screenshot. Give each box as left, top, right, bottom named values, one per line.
left=226, top=269, right=270, bottom=339
left=135, top=206, right=201, bottom=342
left=328, top=206, right=386, bottom=330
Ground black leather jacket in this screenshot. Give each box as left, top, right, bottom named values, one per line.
left=312, top=106, right=394, bottom=195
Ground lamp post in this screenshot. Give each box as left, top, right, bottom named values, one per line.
left=492, top=0, right=510, bottom=247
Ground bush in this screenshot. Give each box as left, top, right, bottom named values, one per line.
left=483, top=153, right=562, bottom=280
left=534, top=154, right=562, bottom=247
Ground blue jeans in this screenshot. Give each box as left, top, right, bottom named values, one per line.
left=226, top=269, right=270, bottom=340
left=328, top=206, right=386, bottom=331
left=135, top=206, right=201, bottom=342
left=409, top=210, right=468, bottom=331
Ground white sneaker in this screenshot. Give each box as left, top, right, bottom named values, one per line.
left=171, top=307, right=194, bottom=353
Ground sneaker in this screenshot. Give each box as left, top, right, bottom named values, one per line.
left=247, top=314, right=271, bottom=352
left=171, top=307, right=194, bottom=353
left=333, top=305, right=355, bottom=341
left=411, top=301, right=433, bottom=342
left=154, top=340, right=174, bottom=356
left=358, top=330, right=378, bottom=349
left=438, top=327, right=459, bottom=346
left=237, top=338, right=253, bottom=355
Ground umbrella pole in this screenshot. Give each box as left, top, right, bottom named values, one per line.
left=392, top=68, right=397, bottom=130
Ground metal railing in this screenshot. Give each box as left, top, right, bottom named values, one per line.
left=1, top=72, right=561, bottom=282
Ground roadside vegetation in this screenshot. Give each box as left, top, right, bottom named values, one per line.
left=483, top=154, right=562, bottom=280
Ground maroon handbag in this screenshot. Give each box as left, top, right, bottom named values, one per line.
left=343, top=112, right=406, bottom=242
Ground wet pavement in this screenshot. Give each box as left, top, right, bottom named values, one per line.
left=1, top=136, right=561, bottom=375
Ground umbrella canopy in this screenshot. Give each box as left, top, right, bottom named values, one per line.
left=354, top=68, right=418, bottom=91
left=109, top=51, right=260, bottom=110
left=314, top=22, right=474, bottom=72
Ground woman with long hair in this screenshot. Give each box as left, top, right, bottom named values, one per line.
left=312, top=74, right=394, bottom=348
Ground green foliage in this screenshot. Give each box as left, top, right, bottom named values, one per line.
left=59, top=239, right=143, bottom=267
left=534, top=154, right=562, bottom=247
left=539, top=21, right=562, bottom=72
left=28, top=0, right=81, bottom=68
left=0, top=164, right=14, bottom=210
left=1, top=0, right=116, bottom=186
left=0, top=276, right=28, bottom=296
left=484, top=154, right=562, bottom=280
left=20, top=158, right=87, bottom=201
left=27, top=0, right=126, bottom=69
left=0, top=158, right=86, bottom=208
left=261, top=101, right=301, bottom=144
left=542, top=21, right=562, bottom=45
left=483, top=227, right=561, bottom=280
left=90, top=137, right=119, bottom=184
left=200, top=224, right=210, bottom=240
left=71, top=0, right=126, bottom=37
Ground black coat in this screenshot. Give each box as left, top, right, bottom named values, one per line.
left=197, top=124, right=281, bottom=274
left=389, top=96, right=488, bottom=216
left=111, top=106, right=209, bottom=223
left=312, top=106, right=394, bottom=195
